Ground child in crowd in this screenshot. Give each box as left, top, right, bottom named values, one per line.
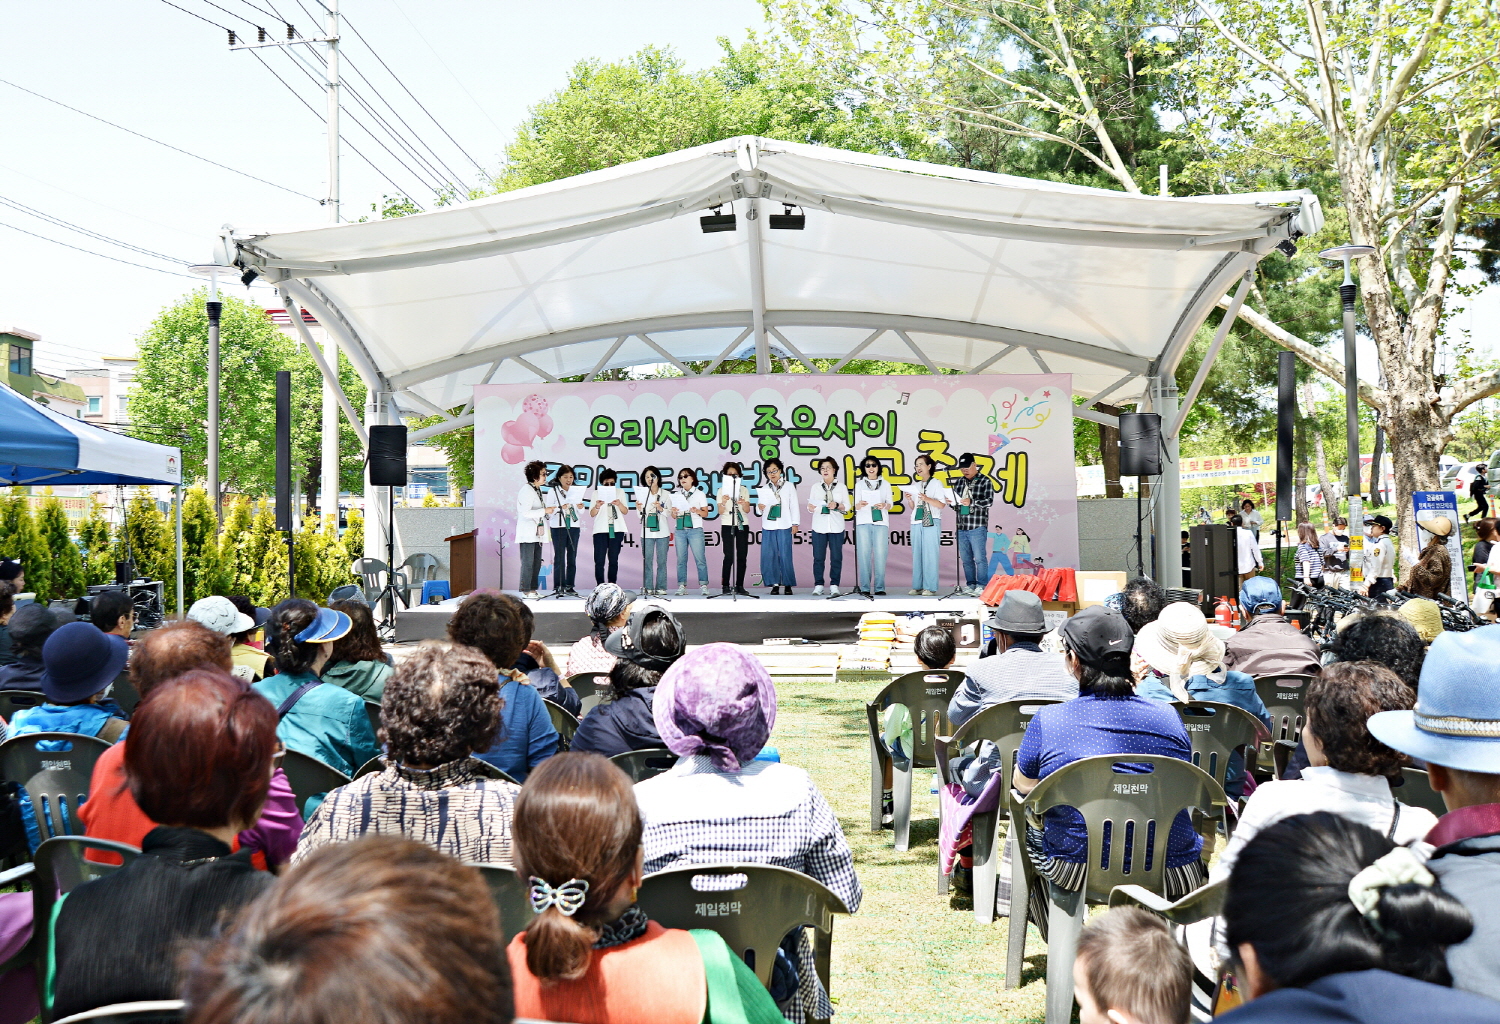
left=1074, top=907, right=1191, bottom=1024
left=915, top=624, right=956, bottom=670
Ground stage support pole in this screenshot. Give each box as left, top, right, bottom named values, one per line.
left=1153, top=378, right=1182, bottom=588
left=174, top=484, right=183, bottom=618
left=747, top=195, right=769, bottom=374
left=206, top=272, right=222, bottom=525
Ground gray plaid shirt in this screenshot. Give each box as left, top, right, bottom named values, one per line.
left=951, top=473, right=994, bottom=532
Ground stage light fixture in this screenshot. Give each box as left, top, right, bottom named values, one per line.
left=1275, top=238, right=1298, bottom=257
left=700, top=205, right=737, bottom=233
left=769, top=204, right=805, bottom=230
left=240, top=267, right=260, bottom=287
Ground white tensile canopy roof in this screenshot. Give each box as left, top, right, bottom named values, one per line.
left=231, top=136, right=1321, bottom=439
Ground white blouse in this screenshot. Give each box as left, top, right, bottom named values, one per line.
left=903, top=478, right=953, bottom=528
left=757, top=479, right=799, bottom=531
left=670, top=488, right=710, bottom=530
left=635, top=486, right=673, bottom=540
left=853, top=478, right=894, bottom=527
left=515, top=485, right=548, bottom=544
left=717, top=479, right=757, bottom=529
left=544, top=484, right=588, bottom=530
left=807, top=481, right=852, bottom=534
left=591, top=486, right=629, bottom=536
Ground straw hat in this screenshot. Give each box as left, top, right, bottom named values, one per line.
left=1397, top=598, right=1445, bottom=643
left=1423, top=515, right=1454, bottom=539
left=1133, top=601, right=1226, bottom=679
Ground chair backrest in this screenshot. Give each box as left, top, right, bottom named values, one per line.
left=106, top=673, right=140, bottom=717
left=279, top=749, right=351, bottom=815
left=350, top=557, right=387, bottom=586
left=0, top=689, right=47, bottom=722
left=610, top=747, right=677, bottom=783
left=50, top=1000, right=184, bottom=1024
left=544, top=699, right=579, bottom=752
left=353, top=755, right=517, bottom=785
left=363, top=699, right=381, bottom=740
left=1108, top=877, right=1227, bottom=926
left=353, top=754, right=384, bottom=780
left=935, top=699, right=1066, bottom=807
left=402, top=553, right=440, bottom=581
left=1024, top=754, right=1227, bottom=903
left=0, top=732, right=113, bottom=842
left=1396, top=767, right=1449, bottom=818
left=1174, top=701, right=1263, bottom=791
left=567, top=673, right=608, bottom=699
left=472, top=863, right=535, bottom=947
left=637, top=863, right=850, bottom=991
left=1253, top=674, right=1313, bottom=749
left=33, top=835, right=143, bottom=1022
left=865, top=669, right=966, bottom=768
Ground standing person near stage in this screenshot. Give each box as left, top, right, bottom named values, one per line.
left=545, top=465, right=586, bottom=597
left=1231, top=513, right=1264, bottom=582
left=904, top=454, right=951, bottom=596
left=952, top=453, right=994, bottom=596
left=1364, top=514, right=1398, bottom=598
left=717, top=462, right=756, bottom=597
left=853, top=455, right=894, bottom=596
left=636, top=466, right=673, bottom=598
left=671, top=468, right=712, bottom=597
left=807, top=457, right=850, bottom=596
left=589, top=469, right=629, bottom=586
left=1321, top=516, right=1351, bottom=588
left=1241, top=498, right=1264, bottom=543
left=517, top=461, right=550, bottom=601
left=756, top=457, right=799, bottom=595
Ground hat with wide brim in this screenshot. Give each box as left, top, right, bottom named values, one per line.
left=186, top=595, right=256, bottom=636
left=986, top=590, right=1047, bottom=634
left=1420, top=515, right=1454, bottom=539
left=1368, top=626, right=1500, bottom=772
left=293, top=607, right=352, bottom=644
left=1133, top=602, right=1226, bottom=679
left=40, top=621, right=130, bottom=704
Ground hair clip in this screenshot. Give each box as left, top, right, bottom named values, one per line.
left=1348, top=847, right=1434, bottom=927
left=529, top=876, right=590, bottom=917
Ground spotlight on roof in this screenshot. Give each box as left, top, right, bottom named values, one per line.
left=1275, top=238, right=1298, bottom=258
left=700, top=206, right=737, bottom=234
left=768, top=204, right=805, bottom=230
left=240, top=267, right=260, bottom=287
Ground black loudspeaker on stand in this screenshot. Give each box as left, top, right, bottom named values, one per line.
left=1119, top=412, right=1162, bottom=577
left=368, top=425, right=408, bottom=629
left=1190, top=524, right=1239, bottom=606
left=275, top=371, right=294, bottom=597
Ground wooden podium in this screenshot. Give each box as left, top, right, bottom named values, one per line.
left=445, top=530, right=477, bottom=596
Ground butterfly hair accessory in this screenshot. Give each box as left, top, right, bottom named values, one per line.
left=529, top=876, right=590, bottom=916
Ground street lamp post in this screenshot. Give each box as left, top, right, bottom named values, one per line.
left=1319, top=243, right=1378, bottom=587
left=190, top=264, right=237, bottom=524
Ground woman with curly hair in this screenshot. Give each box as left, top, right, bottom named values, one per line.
left=294, top=642, right=519, bottom=865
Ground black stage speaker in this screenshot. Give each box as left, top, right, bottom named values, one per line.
left=1189, top=524, right=1239, bottom=602
left=1119, top=412, right=1162, bottom=477
left=369, top=425, right=409, bottom=487
left=1276, top=351, right=1295, bottom=522
left=275, top=370, right=292, bottom=531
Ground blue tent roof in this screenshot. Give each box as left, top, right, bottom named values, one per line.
left=0, top=381, right=181, bottom=487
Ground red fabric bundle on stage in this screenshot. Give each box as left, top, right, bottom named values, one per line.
left=980, top=568, right=1078, bottom=605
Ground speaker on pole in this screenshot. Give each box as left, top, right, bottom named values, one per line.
left=1119, top=412, right=1162, bottom=477
left=1276, top=351, right=1295, bottom=522
left=369, top=425, right=409, bottom=487
left=275, top=371, right=292, bottom=531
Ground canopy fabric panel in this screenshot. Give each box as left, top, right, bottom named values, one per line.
left=234, top=137, right=1319, bottom=415
left=0, top=382, right=182, bottom=486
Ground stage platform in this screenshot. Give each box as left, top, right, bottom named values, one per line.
left=396, top=593, right=991, bottom=647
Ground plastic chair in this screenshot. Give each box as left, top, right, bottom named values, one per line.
left=51, top=1001, right=184, bottom=1024
left=279, top=749, right=350, bottom=818
left=1252, top=673, right=1313, bottom=767
left=610, top=747, right=677, bottom=783
left=0, top=689, right=47, bottom=722
left=1019, top=754, right=1227, bottom=1024
left=363, top=699, right=381, bottom=741
left=1173, top=701, right=1264, bottom=834
left=420, top=580, right=451, bottom=604
left=399, top=553, right=440, bottom=606
left=1396, top=766, right=1449, bottom=817
left=1110, top=876, right=1229, bottom=1001
left=106, top=673, right=140, bottom=717
left=351, top=557, right=390, bottom=607
left=471, top=863, right=535, bottom=947
left=0, top=732, right=113, bottom=843
left=544, top=699, right=579, bottom=752
left=637, top=863, right=850, bottom=1000
left=353, top=754, right=384, bottom=780
left=1270, top=739, right=1297, bottom=779
left=865, top=669, right=965, bottom=851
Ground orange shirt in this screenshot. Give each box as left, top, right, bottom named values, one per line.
left=508, top=921, right=706, bottom=1024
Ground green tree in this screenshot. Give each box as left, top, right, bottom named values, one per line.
left=343, top=506, right=365, bottom=566
left=114, top=490, right=172, bottom=602
left=79, top=501, right=114, bottom=586
left=182, top=487, right=226, bottom=603
left=247, top=502, right=289, bottom=606
left=0, top=491, right=50, bottom=601
left=37, top=495, right=84, bottom=602
left=219, top=496, right=256, bottom=595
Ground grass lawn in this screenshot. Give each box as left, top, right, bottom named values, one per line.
left=770, top=675, right=1049, bottom=1024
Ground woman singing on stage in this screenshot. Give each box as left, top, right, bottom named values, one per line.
left=903, top=454, right=951, bottom=596
left=853, top=455, right=893, bottom=596
left=807, top=456, right=850, bottom=596
left=756, top=457, right=799, bottom=595
left=516, top=460, right=550, bottom=600
left=670, top=468, right=712, bottom=596
left=588, top=468, right=629, bottom=586
left=636, top=466, right=672, bottom=597
left=716, top=462, right=756, bottom=597
left=544, top=464, right=585, bottom=596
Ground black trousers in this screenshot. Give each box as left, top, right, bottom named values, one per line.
left=1475, top=493, right=1490, bottom=519
left=721, top=526, right=750, bottom=588
left=593, top=532, right=623, bottom=584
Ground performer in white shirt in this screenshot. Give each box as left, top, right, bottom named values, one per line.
left=903, top=454, right=952, bottom=596
left=544, top=463, right=586, bottom=597
left=806, top=456, right=850, bottom=596
left=756, top=457, right=800, bottom=595
left=853, top=455, right=894, bottom=596
left=635, top=466, right=673, bottom=597
left=670, top=467, right=712, bottom=596
left=515, top=460, right=550, bottom=599
left=588, top=468, right=629, bottom=586
left=716, top=462, right=757, bottom=597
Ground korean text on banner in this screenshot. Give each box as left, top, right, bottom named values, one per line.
left=1179, top=452, right=1275, bottom=488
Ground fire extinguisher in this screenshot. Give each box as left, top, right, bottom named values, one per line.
left=1215, top=597, right=1236, bottom=630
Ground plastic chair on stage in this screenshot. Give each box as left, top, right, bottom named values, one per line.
left=399, top=553, right=440, bottom=606
left=610, top=747, right=676, bottom=783
left=1018, top=754, right=1226, bottom=1024
left=544, top=699, right=579, bottom=752
left=351, top=557, right=390, bottom=607
left=865, top=669, right=965, bottom=851
left=568, top=672, right=609, bottom=716
left=1252, top=673, right=1313, bottom=770
left=0, top=732, right=112, bottom=844
left=1173, top=701, right=1264, bottom=838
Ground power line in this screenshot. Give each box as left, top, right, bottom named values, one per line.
left=341, top=55, right=471, bottom=187
left=157, top=0, right=230, bottom=30
left=0, top=195, right=190, bottom=265
left=0, top=75, right=319, bottom=202
left=0, top=161, right=201, bottom=240
left=0, top=220, right=200, bottom=279
left=387, top=0, right=505, bottom=137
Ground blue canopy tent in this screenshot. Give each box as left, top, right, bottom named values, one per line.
left=0, top=381, right=184, bottom=611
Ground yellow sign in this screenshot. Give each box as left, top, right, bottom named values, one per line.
left=1179, top=452, right=1275, bottom=488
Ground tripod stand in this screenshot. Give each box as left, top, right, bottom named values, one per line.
left=376, top=486, right=404, bottom=635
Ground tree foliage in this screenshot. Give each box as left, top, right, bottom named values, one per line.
left=37, top=496, right=84, bottom=603
left=79, top=502, right=114, bottom=587
left=114, top=490, right=172, bottom=606
left=182, top=487, right=226, bottom=604
left=0, top=491, right=49, bottom=602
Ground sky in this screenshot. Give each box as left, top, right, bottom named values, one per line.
left=0, top=0, right=766, bottom=374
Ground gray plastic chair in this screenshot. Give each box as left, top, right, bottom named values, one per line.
left=0, top=689, right=47, bottom=722
left=1396, top=766, right=1449, bottom=817
left=351, top=557, right=390, bottom=607
left=865, top=669, right=965, bottom=851
left=279, top=749, right=350, bottom=818
left=544, top=699, right=579, bottom=752
left=1020, top=754, right=1227, bottom=1024
left=0, top=732, right=113, bottom=843
left=1252, top=673, right=1313, bottom=767
left=399, top=553, right=440, bottom=605
left=637, top=863, right=850, bottom=1002
left=1174, top=701, right=1264, bottom=833
left=471, top=863, right=536, bottom=947
left=363, top=699, right=381, bottom=741
left=610, top=747, right=677, bottom=783
left=568, top=672, right=609, bottom=716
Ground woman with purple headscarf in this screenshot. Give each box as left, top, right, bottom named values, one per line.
left=636, top=643, right=861, bottom=1023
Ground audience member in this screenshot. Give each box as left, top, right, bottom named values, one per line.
left=1119, top=577, right=1167, bottom=636
left=255, top=599, right=379, bottom=777
left=79, top=622, right=300, bottom=870
left=448, top=592, right=559, bottom=781
left=89, top=589, right=134, bottom=638
left=508, top=752, right=783, bottom=1024
left=183, top=836, right=513, bottom=1024
left=1397, top=597, right=1445, bottom=644
left=1212, top=662, right=1434, bottom=881
left=0, top=560, right=25, bottom=594
left=1369, top=627, right=1500, bottom=997
left=48, top=670, right=278, bottom=1020
left=1074, top=907, right=1191, bottom=1024
left=1014, top=607, right=1204, bottom=932
left=1321, top=516, right=1352, bottom=588
left=572, top=603, right=685, bottom=758
left=636, top=644, right=861, bottom=1023
left=321, top=599, right=392, bottom=699
left=0, top=604, right=58, bottom=691
left=227, top=595, right=271, bottom=680
left=1324, top=612, right=1426, bottom=690
left=915, top=624, right=956, bottom=671
left=0, top=588, right=14, bottom=669
left=187, top=595, right=260, bottom=681
left=513, top=597, right=578, bottom=714
left=297, top=642, right=517, bottom=864
left=947, top=591, right=1076, bottom=730
left=1223, top=576, right=1321, bottom=677
left=1295, top=522, right=1324, bottom=588
left=1219, top=812, right=1500, bottom=1023
left=565, top=582, right=629, bottom=676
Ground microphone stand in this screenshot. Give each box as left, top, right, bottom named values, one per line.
left=539, top=487, right=577, bottom=600
left=707, top=477, right=757, bottom=600
left=833, top=477, right=877, bottom=601
left=940, top=478, right=971, bottom=601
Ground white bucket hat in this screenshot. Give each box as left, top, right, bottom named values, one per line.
left=1133, top=601, right=1226, bottom=680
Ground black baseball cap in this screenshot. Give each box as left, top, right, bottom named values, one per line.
left=1364, top=514, right=1393, bottom=532
left=0, top=560, right=22, bottom=581
left=605, top=602, right=685, bottom=670
left=1057, top=605, right=1134, bottom=675
left=957, top=453, right=978, bottom=468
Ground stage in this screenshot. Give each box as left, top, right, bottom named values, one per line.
left=396, top=592, right=993, bottom=646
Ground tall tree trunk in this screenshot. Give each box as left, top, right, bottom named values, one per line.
left=1097, top=403, right=1123, bottom=498
left=1370, top=423, right=1386, bottom=506
left=1294, top=444, right=1310, bottom=526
